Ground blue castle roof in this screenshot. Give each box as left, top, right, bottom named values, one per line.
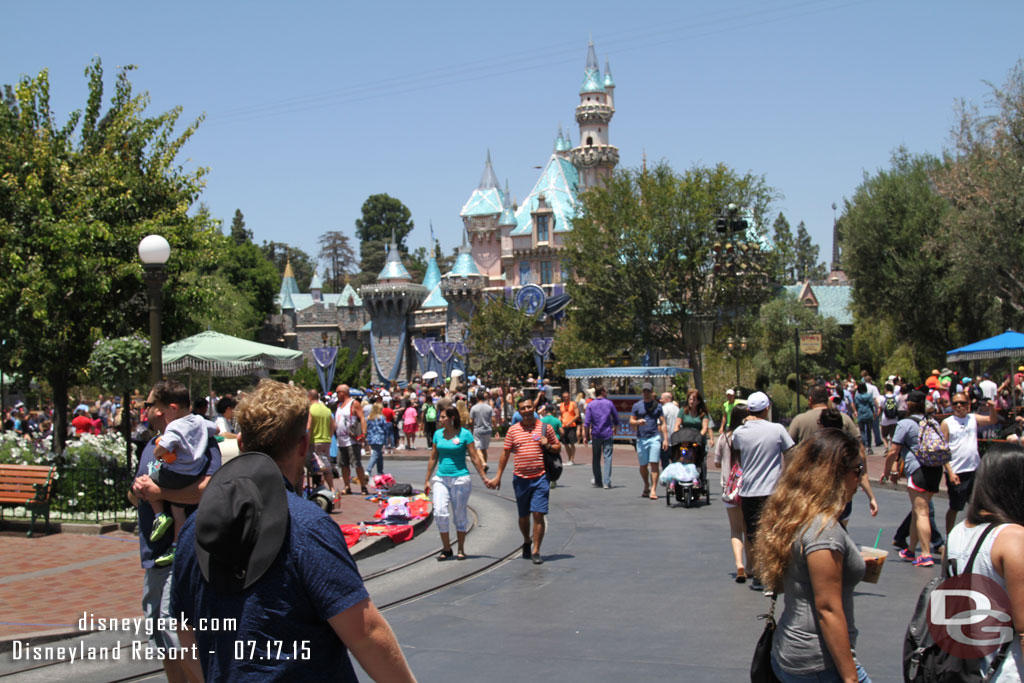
left=420, top=283, right=449, bottom=309
left=580, top=41, right=605, bottom=94
left=421, top=252, right=442, bottom=290
left=377, top=233, right=412, bottom=281
left=461, top=150, right=506, bottom=217
left=510, top=154, right=580, bottom=236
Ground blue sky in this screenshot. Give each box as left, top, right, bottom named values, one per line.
left=4, top=1, right=1022, bottom=272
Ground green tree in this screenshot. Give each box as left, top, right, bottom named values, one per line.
left=565, top=162, right=777, bottom=392
left=467, top=298, right=537, bottom=385
left=0, top=61, right=221, bottom=452
left=88, top=336, right=148, bottom=463
left=229, top=209, right=252, bottom=246
left=771, top=212, right=796, bottom=283
left=215, top=236, right=279, bottom=337
left=551, top=318, right=613, bottom=376
left=933, top=60, right=1024, bottom=331
left=749, top=296, right=844, bottom=416
left=354, top=194, right=414, bottom=276
left=261, top=241, right=313, bottom=291
left=317, top=230, right=356, bottom=293
left=841, top=149, right=953, bottom=369
left=793, top=221, right=827, bottom=281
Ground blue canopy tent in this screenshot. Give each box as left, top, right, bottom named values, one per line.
left=947, top=330, right=1024, bottom=409
left=945, top=330, right=1024, bottom=362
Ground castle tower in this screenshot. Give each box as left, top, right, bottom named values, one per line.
left=440, top=229, right=487, bottom=344
left=358, top=231, right=427, bottom=383
left=569, top=41, right=619, bottom=191
left=461, top=150, right=505, bottom=286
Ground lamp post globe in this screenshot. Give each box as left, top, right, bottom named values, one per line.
left=138, top=234, right=171, bottom=265
left=139, top=235, right=171, bottom=387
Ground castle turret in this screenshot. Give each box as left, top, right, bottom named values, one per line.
left=440, top=229, right=486, bottom=344
left=569, top=41, right=619, bottom=191
left=358, top=231, right=427, bottom=383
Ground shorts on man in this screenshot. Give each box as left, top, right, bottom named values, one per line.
left=945, top=470, right=976, bottom=511
left=337, top=444, right=362, bottom=469
left=636, top=435, right=661, bottom=466
left=513, top=475, right=550, bottom=517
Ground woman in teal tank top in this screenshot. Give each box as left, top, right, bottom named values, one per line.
left=424, top=406, right=489, bottom=560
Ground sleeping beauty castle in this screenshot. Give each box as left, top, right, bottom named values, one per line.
left=267, top=42, right=619, bottom=383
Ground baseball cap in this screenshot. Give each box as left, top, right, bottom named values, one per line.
left=906, top=389, right=927, bottom=404
left=641, top=382, right=653, bottom=391
left=746, top=391, right=770, bottom=412
left=725, top=388, right=735, bottom=396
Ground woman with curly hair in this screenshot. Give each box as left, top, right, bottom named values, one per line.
left=753, top=428, right=872, bottom=683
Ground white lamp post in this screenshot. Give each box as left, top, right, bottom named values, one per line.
left=139, top=235, right=171, bottom=387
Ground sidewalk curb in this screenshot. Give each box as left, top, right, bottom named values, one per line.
left=0, top=520, right=136, bottom=536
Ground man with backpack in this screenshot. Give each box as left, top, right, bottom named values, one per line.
left=882, top=391, right=960, bottom=568
left=878, top=383, right=900, bottom=451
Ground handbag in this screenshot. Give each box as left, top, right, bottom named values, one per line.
left=537, top=422, right=563, bottom=482
left=751, top=594, right=781, bottom=683
left=722, top=463, right=742, bottom=504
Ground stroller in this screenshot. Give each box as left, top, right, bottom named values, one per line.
left=662, top=427, right=709, bottom=508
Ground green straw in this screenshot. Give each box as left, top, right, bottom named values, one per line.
left=873, top=528, right=882, bottom=549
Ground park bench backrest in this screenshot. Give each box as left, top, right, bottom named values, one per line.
left=0, top=464, right=55, bottom=505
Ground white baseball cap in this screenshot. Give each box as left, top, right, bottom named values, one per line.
left=725, top=388, right=735, bottom=396
left=746, top=391, right=770, bottom=412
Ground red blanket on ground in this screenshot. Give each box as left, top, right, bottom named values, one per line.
left=339, top=523, right=415, bottom=547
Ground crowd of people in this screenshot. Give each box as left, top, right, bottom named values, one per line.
left=8, top=362, right=1024, bottom=680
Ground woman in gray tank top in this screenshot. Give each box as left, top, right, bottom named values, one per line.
left=753, top=429, right=872, bottom=682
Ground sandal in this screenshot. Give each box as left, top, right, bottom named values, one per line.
left=437, top=548, right=453, bottom=561
left=649, top=490, right=659, bottom=500
left=343, top=486, right=352, bottom=495
left=360, top=486, right=370, bottom=495
left=456, top=551, right=467, bottom=561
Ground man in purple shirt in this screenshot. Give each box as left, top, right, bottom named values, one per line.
left=584, top=386, right=620, bottom=489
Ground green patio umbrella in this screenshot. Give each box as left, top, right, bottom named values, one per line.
left=162, top=331, right=302, bottom=377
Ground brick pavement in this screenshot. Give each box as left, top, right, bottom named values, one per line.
left=0, top=489, right=388, bottom=642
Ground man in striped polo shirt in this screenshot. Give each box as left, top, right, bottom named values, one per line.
left=486, top=396, right=560, bottom=564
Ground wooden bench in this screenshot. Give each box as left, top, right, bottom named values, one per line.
left=0, top=464, right=55, bottom=537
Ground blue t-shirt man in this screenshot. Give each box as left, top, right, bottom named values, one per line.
left=171, top=480, right=370, bottom=681
left=631, top=399, right=664, bottom=439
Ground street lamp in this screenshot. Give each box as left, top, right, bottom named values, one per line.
left=139, top=235, right=171, bottom=387
left=725, top=336, right=748, bottom=388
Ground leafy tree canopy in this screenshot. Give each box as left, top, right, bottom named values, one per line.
left=564, top=162, right=777, bottom=389
left=0, top=60, right=220, bottom=450
left=467, top=297, right=537, bottom=385
left=261, top=241, right=313, bottom=291
left=354, top=194, right=413, bottom=276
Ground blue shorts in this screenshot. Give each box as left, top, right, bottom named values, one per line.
left=513, top=475, right=549, bottom=517
left=636, top=435, right=662, bottom=466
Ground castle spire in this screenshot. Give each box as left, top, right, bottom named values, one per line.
left=478, top=149, right=499, bottom=189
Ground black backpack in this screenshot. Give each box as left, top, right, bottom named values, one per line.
left=903, top=524, right=1012, bottom=682
left=883, top=396, right=899, bottom=419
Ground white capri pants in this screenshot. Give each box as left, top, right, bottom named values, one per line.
left=431, top=474, right=472, bottom=533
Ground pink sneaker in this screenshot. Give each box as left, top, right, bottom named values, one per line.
left=899, top=548, right=914, bottom=562
left=912, top=555, right=934, bottom=568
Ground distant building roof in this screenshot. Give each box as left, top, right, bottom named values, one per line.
left=510, top=154, right=580, bottom=236
left=783, top=281, right=853, bottom=326
left=580, top=41, right=605, bottom=94
left=309, top=271, right=323, bottom=290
